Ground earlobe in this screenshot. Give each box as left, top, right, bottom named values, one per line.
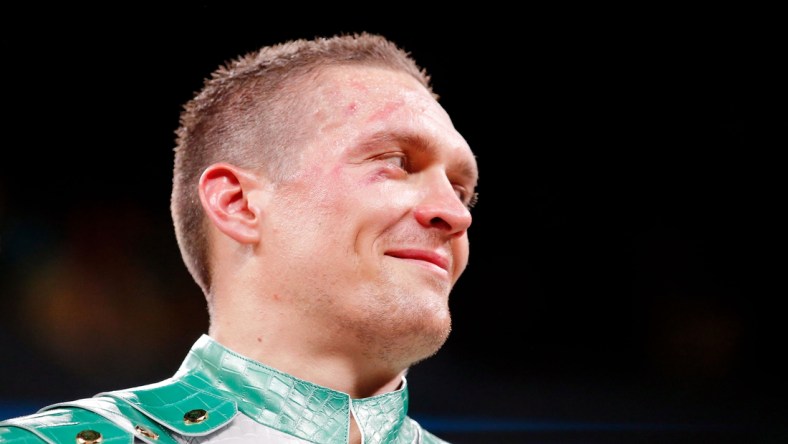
left=199, top=163, right=263, bottom=244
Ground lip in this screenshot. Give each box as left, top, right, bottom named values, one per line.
left=385, top=249, right=451, bottom=273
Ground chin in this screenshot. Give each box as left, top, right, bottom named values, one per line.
left=407, top=319, right=452, bottom=366
left=400, top=306, right=453, bottom=364
left=351, top=270, right=454, bottom=364
left=357, top=297, right=452, bottom=368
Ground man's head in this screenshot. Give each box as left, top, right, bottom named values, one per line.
left=172, top=33, right=434, bottom=296
left=172, top=33, right=477, bottom=368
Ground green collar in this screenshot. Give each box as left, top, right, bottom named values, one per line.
left=178, top=334, right=411, bottom=443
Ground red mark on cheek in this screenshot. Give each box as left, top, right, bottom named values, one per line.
left=360, top=169, right=389, bottom=186
left=367, top=100, right=404, bottom=123
left=329, top=165, right=346, bottom=183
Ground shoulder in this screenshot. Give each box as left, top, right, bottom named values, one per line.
left=0, top=396, right=156, bottom=443
left=0, top=375, right=239, bottom=444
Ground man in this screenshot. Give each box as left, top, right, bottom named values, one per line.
left=0, top=32, right=478, bottom=444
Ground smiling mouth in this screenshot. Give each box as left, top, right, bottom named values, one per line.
left=385, top=249, right=450, bottom=273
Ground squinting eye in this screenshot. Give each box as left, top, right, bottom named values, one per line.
left=382, top=155, right=407, bottom=169
left=454, top=187, right=479, bottom=209
left=467, top=192, right=479, bottom=209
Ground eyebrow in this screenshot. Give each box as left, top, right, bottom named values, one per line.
left=355, top=130, right=479, bottom=186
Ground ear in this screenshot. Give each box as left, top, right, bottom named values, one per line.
left=198, top=163, right=264, bottom=244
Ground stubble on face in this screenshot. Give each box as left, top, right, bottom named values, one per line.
left=296, top=243, right=453, bottom=369
left=268, top=66, right=465, bottom=368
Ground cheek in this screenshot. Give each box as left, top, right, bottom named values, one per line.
left=291, top=167, right=415, bottom=245
left=331, top=167, right=412, bottom=213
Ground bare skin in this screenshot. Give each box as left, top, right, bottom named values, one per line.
left=200, top=66, right=477, bottom=443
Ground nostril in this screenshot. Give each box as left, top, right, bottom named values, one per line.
left=430, top=217, right=451, bottom=230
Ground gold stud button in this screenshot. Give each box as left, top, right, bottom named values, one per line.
left=183, top=408, right=208, bottom=424
left=135, top=425, right=159, bottom=440
left=76, top=429, right=102, bottom=444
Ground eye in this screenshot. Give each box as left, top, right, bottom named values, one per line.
left=454, top=186, right=479, bottom=209
left=379, top=153, right=408, bottom=170
left=467, top=191, right=479, bottom=209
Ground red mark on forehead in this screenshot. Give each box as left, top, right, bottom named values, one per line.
left=349, top=80, right=369, bottom=91
left=367, top=100, right=404, bottom=123
left=345, top=102, right=358, bottom=116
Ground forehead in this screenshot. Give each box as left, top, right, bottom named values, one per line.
left=308, top=65, right=435, bottom=118
left=304, top=66, right=476, bottom=174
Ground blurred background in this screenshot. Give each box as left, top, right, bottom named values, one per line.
left=0, top=6, right=783, bottom=443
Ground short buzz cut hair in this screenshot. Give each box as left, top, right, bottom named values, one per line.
left=171, top=32, right=433, bottom=298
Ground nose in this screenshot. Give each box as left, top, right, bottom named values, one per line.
left=413, top=173, right=473, bottom=236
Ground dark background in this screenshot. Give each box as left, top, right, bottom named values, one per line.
left=0, top=6, right=784, bottom=443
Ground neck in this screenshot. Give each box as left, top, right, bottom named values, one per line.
left=207, top=268, right=413, bottom=398
left=209, top=317, right=406, bottom=399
